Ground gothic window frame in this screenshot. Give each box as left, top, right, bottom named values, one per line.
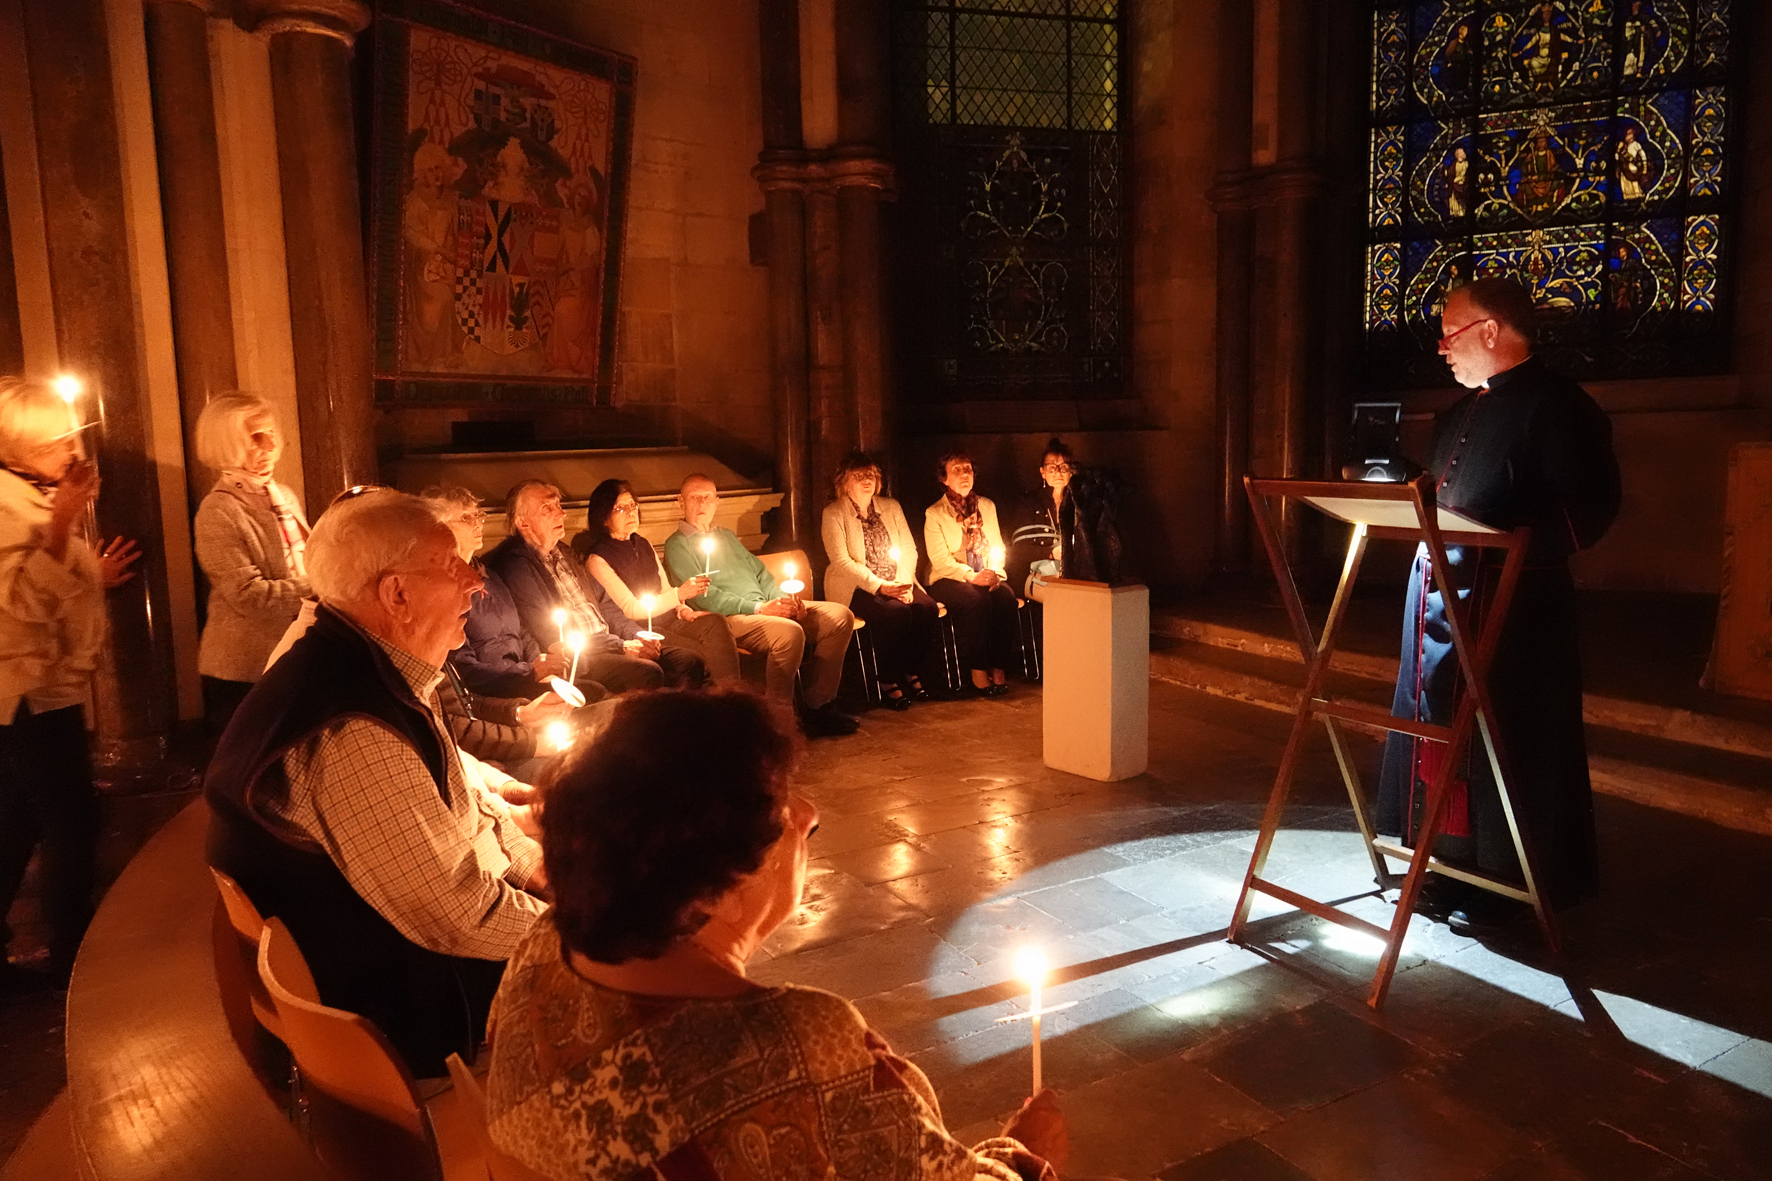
left=1363, top=0, right=1738, bottom=390
left=891, top=0, right=1127, bottom=406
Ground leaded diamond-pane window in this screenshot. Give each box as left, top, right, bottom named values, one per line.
left=1364, top=0, right=1736, bottom=388
left=893, top=1, right=1125, bottom=404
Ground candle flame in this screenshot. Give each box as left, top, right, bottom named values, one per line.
left=701, top=537, right=715, bottom=554
left=1014, top=947, right=1047, bottom=984
left=52, top=375, right=82, bottom=403
left=551, top=608, right=567, bottom=626
left=568, top=631, right=586, bottom=653
left=640, top=593, right=656, bottom=614
left=889, top=546, right=901, bottom=562
left=784, top=561, right=796, bottom=578
left=546, top=720, right=572, bottom=751
left=990, top=546, right=1006, bottom=567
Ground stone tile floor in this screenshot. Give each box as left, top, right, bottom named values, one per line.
left=751, top=682, right=1772, bottom=1181
left=4, top=679, right=1770, bottom=1177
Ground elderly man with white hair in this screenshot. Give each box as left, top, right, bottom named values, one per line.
left=205, top=489, right=547, bottom=1076
left=0, top=378, right=138, bottom=986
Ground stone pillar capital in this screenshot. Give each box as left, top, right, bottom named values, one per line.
left=234, top=0, right=368, bottom=44
left=753, top=153, right=814, bottom=193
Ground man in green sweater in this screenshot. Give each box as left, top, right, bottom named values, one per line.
left=664, top=475, right=857, bottom=737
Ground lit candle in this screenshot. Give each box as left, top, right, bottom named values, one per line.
left=780, top=559, right=804, bottom=596
left=989, top=545, right=1005, bottom=572
left=567, top=631, right=585, bottom=684
left=640, top=592, right=656, bottom=635
left=888, top=545, right=901, bottom=576
left=545, top=720, right=572, bottom=752
left=51, top=374, right=82, bottom=403
left=551, top=607, right=567, bottom=646
left=1015, top=947, right=1047, bottom=1096
left=700, top=535, right=716, bottom=576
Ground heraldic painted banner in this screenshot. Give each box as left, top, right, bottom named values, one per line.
left=370, top=0, right=636, bottom=405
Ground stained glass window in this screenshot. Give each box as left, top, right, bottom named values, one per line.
left=892, top=1, right=1125, bottom=404
left=1364, top=0, right=1735, bottom=388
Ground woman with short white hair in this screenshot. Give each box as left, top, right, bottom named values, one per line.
left=192, top=392, right=309, bottom=731
left=0, top=377, right=139, bottom=983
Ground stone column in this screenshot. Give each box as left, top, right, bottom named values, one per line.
left=757, top=0, right=814, bottom=548
left=1209, top=0, right=1255, bottom=577
left=804, top=180, right=848, bottom=515
left=143, top=0, right=238, bottom=514
left=834, top=0, right=894, bottom=462
left=22, top=0, right=178, bottom=761
left=834, top=159, right=893, bottom=459
left=1269, top=0, right=1324, bottom=567
left=235, top=0, right=377, bottom=517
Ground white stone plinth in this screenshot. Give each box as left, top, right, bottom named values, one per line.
left=1041, top=580, right=1149, bottom=781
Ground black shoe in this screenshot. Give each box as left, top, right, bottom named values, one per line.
left=800, top=704, right=860, bottom=737
left=983, top=682, right=1009, bottom=698
left=881, top=689, right=911, bottom=711
left=900, top=678, right=930, bottom=701
left=1446, top=892, right=1528, bottom=936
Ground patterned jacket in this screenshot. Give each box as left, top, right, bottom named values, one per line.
left=487, top=916, right=1054, bottom=1181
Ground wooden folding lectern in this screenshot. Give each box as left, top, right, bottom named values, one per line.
left=1227, top=475, right=1559, bottom=1010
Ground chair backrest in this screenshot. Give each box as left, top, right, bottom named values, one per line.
left=759, top=549, right=811, bottom=594
left=209, top=867, right=286, bottom=1040
left=256, top=919, right=425, bottom=1139
left=444, top=1054, right=552, bottom=1181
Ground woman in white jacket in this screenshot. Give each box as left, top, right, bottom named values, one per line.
left=820, top=452, right=937, bottom=708
left=191, top=392, right=310, bottom=731
left=0, top=378, right=139, bottom=981
left=924, top=452, right=1017, bottom=696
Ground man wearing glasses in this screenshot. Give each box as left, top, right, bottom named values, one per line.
left=1376, top=277, right=1620, bottom=934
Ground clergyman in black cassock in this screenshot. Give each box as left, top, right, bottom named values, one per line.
left=1376, top=282, right=1621, bottom=909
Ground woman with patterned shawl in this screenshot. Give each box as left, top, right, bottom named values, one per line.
left=485, top=689, right=1069, bottom=1180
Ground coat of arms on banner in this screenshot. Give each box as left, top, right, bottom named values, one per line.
left=370, top=1, right=635, bottom=404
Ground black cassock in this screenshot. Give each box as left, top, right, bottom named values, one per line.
left=1376, top=355, right=1621, bottom=905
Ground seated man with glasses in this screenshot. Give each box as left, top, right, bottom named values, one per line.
left=207, top=490, right=547, bottom=1077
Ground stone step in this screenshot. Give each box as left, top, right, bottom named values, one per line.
left=1152, top=608, right=1772, bottom=761
left=1149, top=637, right=1772, bottom=838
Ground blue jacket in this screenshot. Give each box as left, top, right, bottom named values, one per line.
left=448, top=561, right=547, bottom=698
left=485, top=533, right=639, bottom=658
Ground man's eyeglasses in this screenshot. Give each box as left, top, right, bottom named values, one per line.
left=457, top=509, right=488, bottom=525
left=1437, top=317, right=1493, bottom=349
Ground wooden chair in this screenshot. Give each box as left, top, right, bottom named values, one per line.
left=443, top=1054, right=552, bottom=1181
left=210, top=867, right=284, bottom=1042
left=256, top=919, right=484, bottom=1181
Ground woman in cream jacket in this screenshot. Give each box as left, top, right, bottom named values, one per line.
left=924, top=452, right=1018, bottom=695
left=0, top=378, right=139, bottom=980
left=820, top=452, right=937, bottom=708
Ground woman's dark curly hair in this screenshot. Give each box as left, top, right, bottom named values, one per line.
left=584, top=478, right=635, bottom=539
left=542, top=689, right=800, bottom=963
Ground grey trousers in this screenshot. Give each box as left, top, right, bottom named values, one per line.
left=726, top=600, right=854, bottom=708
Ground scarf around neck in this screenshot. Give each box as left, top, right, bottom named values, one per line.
left=944, top=488, right=985, bottom=568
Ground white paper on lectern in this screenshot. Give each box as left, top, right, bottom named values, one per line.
left=1300, top=496, right=1501, bottom=533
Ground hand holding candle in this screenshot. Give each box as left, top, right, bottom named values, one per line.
left=567, top=631, right=585, bottom=683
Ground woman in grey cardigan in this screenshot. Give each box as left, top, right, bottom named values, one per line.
left=192, top=393, right=310, bottom=731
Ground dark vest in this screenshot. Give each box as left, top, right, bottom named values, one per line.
left=205, top=605, right=501, bottom=1076
left=588, top=531, right=663, bottom=596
